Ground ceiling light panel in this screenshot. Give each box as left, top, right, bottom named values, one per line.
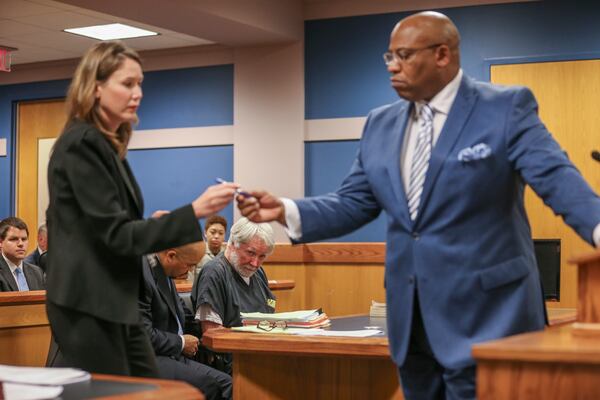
left=64, top=23, right=158, bottom=40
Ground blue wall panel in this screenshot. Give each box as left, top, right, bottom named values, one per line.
left=304, top=1, right=600, bottom=241
left=137, top=65, right=234, bottom=129
left=127, top=145, right=234, bottom=228
left=305, top=2, right=600, bottom=119
left=305, top=140, right=387, bottom=242
left=0, top=64, right=233, bottom=220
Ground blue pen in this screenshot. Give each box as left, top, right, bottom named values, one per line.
left=215, top=178, right=252, bottom=198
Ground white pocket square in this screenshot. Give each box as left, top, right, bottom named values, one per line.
left=457, top=143, right=491, bottom=162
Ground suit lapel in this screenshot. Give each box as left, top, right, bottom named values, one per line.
left=385, top=102, right=413, bottom=224
left=151, top=260, right=181, bottom=325
left=23, top=264, right=34, bottom=289
left=0, top=257, right=19, bottom=291
left=111, top=152, right=142, bottom=215
left=123, top=159, right=144, bottom=214
left=415, top=76, right=478, bottom=225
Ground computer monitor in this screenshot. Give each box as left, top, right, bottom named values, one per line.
left=533, top=239, right=561, bottom=301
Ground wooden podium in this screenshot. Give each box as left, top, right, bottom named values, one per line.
left=473, top=249, right=600, bottom=399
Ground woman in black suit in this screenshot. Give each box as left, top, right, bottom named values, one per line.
left=45, top=41, right=238, bottom=377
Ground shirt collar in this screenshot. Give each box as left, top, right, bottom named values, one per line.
left=2, top=252, right=23, bottom=274
left=414, top=68, right=463, bottom=117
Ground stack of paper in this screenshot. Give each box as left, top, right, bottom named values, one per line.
left=370, top=301, right=387, bottom=317
left=232, top=325, right=383, bottom=337
left=0, top=364, right=90, bottom=400
left=0, top=365, right=90, bottom=385
left=241, top=309, right=331, bottom=328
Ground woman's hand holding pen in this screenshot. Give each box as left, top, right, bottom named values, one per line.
left=192, top=182, right=239, bottom=218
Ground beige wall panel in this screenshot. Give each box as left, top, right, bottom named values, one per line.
left=38, top=138, right=56, bottom=229
left=491, top=60, right=600, bottom=308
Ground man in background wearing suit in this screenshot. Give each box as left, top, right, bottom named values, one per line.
left=238, top=11, right=600, bottom=399
left=0, top=217, right=44, bottom=292
left=24, top=223, right=47, bottom=268
left=139, top=241, right=232, bottom=400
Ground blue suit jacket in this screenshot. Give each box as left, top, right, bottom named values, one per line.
left=295, top=75, right=600, bottom=369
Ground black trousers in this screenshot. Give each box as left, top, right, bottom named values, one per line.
left=47, top=301, right=158, bottom=377
left=157, top=355, right=232, bottom=400
left=399, top=295, right=476, bottom=400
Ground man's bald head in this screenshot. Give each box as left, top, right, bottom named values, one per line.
left=394, top=12, right=460, bottom=52
left=386, top=11, right=461, bottom=101
left=158, top=241, right=204, bottom=278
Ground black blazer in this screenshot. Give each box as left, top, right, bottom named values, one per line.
left=139, top=256, right=199, bottom=358
left=46, top=120, right=202, bottom=324
left=0, top=257, right=45, bottom=292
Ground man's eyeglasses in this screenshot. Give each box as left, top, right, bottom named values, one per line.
left=383, top=43, right=444, bottom=66
left=257, top=320, right=287, bottom=331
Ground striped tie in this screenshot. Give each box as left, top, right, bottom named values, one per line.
left=407, top=104, right=434, bottom=221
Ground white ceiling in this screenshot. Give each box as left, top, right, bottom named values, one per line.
left=0, top=0, right=532, bottom=67
left=0, top=0, right=215, bottom=65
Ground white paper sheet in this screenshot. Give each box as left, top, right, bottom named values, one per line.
left=292, top=329, right=383, bottom=337
left=231, top=326, right=383, bottom=337
left=3, top=382, right=63, bottom=400
left=0, top=365, right=90, bottom=385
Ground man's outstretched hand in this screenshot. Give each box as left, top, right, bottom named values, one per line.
left=237, top=190, right=287, bottom=226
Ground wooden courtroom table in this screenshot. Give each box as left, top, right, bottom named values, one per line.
left=202, top=309, right=576, bottom=400
left=472, top=250, right=600, bottom=399
left=0, top=290, right=48, bottom=366
left=473, top=323, right=600, bottom=399
left=174, top=279, right=295, bottom=293
left=61, top=373, right=203, bottom=399
left=202, top=315, right=402, bottom=400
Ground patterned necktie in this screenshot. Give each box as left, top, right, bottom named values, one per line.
left=14, top=267, right=30, bottom=291
left=407, top=104, right=434, bottom=221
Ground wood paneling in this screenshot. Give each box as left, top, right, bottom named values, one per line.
left=477, top=360, right=600, bottom=400
left=234, top=353, right=402, bottom=400
left=16, top=99, right=65, bottom=251
left=262, top=263, right=307, bottom=312
left=269, top=242, right=386, bottom=263
left=305, top=263, right=385, bottom=316
left=474, top=249, right=600, bottom=399
left=491, top=60, right=600, bottom=309
left=0, top=291, right=50, bottom=367
left=265, top=245, right=387, bottom=316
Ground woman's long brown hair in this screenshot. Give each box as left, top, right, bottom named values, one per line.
left=62, top=41, right=142, bottom=159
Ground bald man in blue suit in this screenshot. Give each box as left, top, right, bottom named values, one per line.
left=238, top=11, right=600, bottom=400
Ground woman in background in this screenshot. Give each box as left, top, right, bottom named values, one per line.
left=45, top=41, right=238, bottom=376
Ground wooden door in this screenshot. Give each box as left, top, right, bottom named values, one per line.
left=491, top=60, right=600, bottom=308
left=16, top=99, right=66, bottom=251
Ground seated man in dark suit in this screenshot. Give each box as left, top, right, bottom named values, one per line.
left=0, top=217, right=45, bottom=292
left=24, top=223, right=47, bottom=268
left=192, top=217, right=276, bottom=373
left=139, top=241, right=231, bottom=400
